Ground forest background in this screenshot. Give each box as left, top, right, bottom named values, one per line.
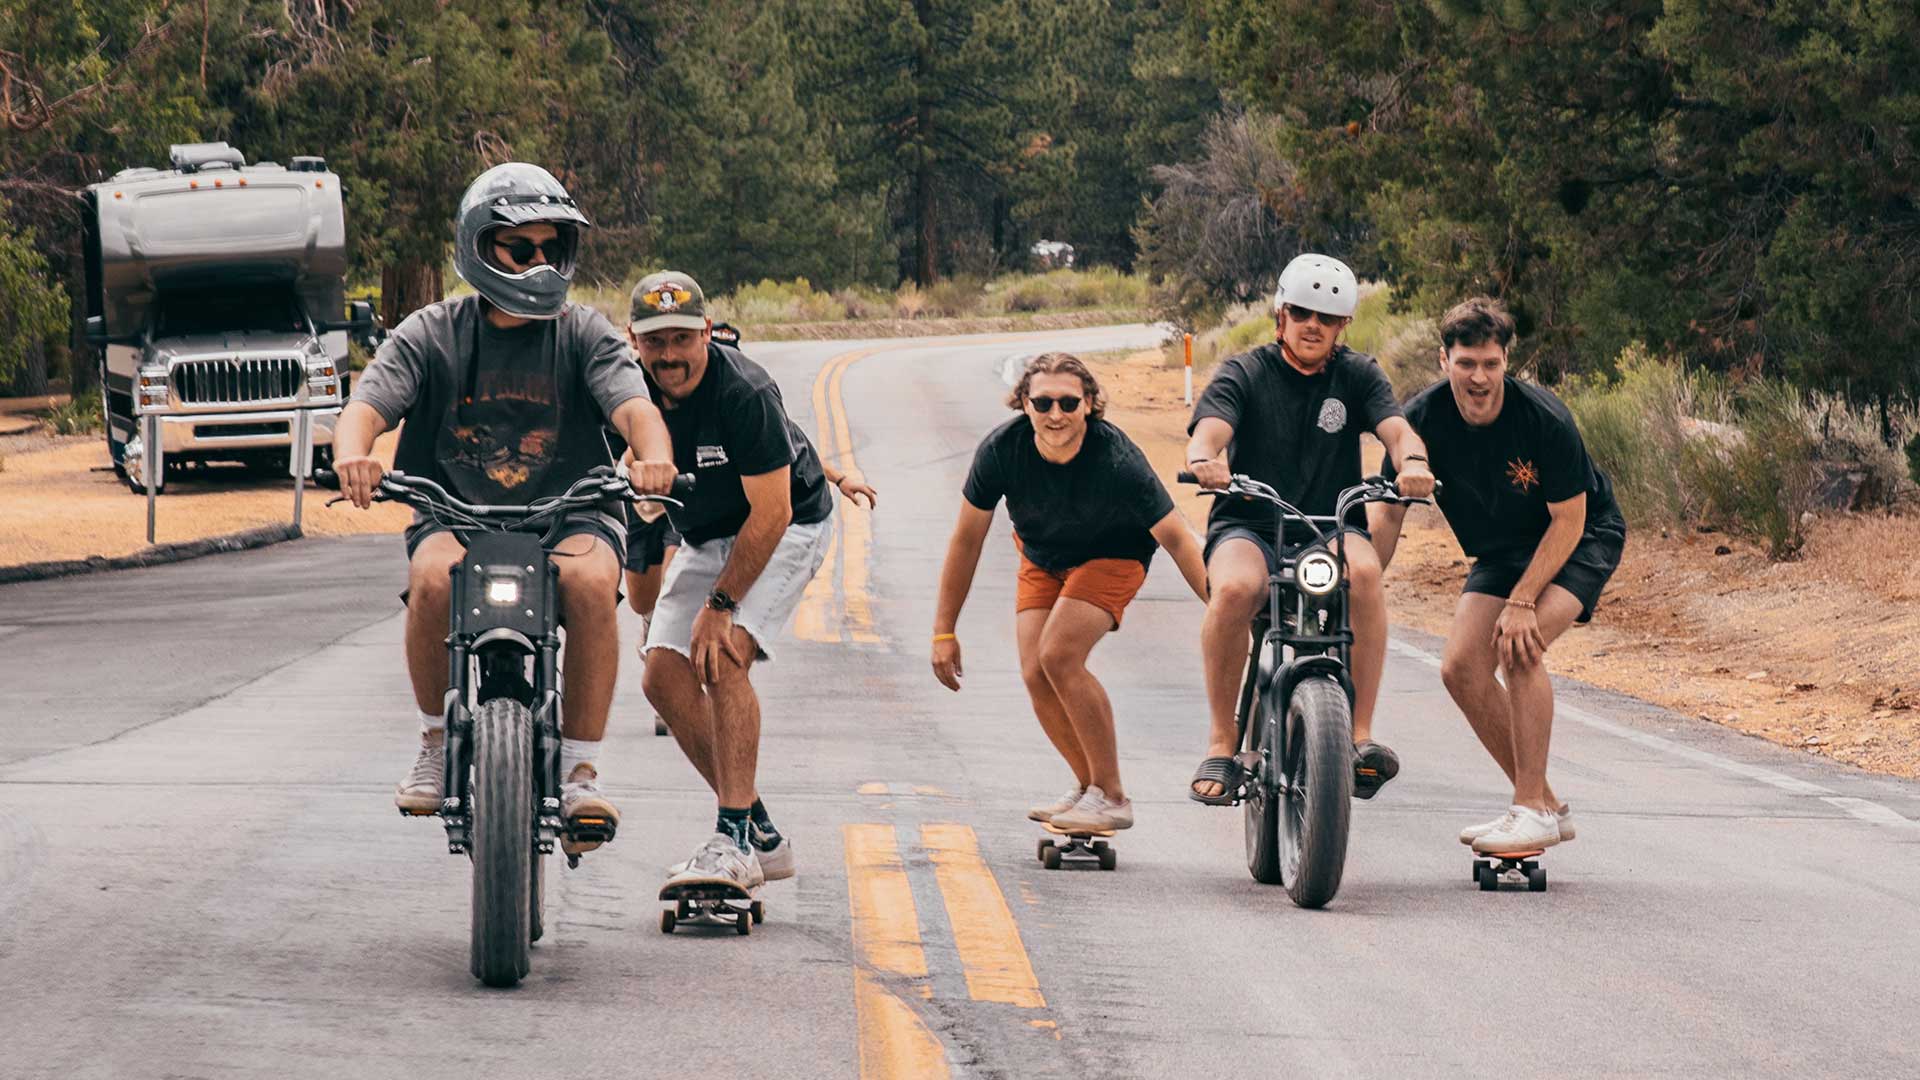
left=3, top=0, right=1916, bottom=487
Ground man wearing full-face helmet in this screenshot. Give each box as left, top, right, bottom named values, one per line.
left=332, top=163, right=678, bottom=848
left=1184, top=254, right=1436, bottom=806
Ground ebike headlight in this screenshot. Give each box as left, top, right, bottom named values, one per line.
left=1297, top=550, right=1340, bottom=596
left=485, top=577, right=522, bottom=606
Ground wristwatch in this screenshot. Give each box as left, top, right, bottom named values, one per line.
left=706, top=587, right=738, bottom=614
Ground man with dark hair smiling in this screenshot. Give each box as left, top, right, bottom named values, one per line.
left=1371, top=296, right=1626, bottom=854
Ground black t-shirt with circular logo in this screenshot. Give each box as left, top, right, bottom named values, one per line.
left=1188, top=343, right=1402, bottom=541
left=646, top=342, right=832, bottom=546
left=962, top=416, right=1176, bottom=572
left=1387, top=376, right=1625, bottom=560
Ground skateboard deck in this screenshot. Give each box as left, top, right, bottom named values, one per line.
left=659, top=879, right=764, bottom=935
left=1471, top=849, right=1547, bottom=892
left=1036, top=822, right=1118, bottom=870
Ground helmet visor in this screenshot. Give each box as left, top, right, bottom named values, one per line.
left=479, top=223, right=580, bottom=278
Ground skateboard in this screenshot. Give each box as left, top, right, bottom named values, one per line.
left=1036, top=821, right=1117, bottom=871
left=1472, top=849, right=1546, bottom=892
left=653, top=714, right=671, bottom=736
left=658, top=879, right=765, bottom=935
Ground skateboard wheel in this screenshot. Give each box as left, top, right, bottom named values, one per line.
left=1477, top=864, right=1497, bottom=891
left=1097, top=846, right=1117, bottom=871
left=661, top=909, right=677, bottom=934
left=1042, top=846, right=1063, bottom=870
left=654, top=717, right=670, bottom=736
left=1528, top=867, right=1547, bottom=892
left=1472, top=859, right=1488, bottom=883
left=735, top=911, right=751, bottom=936
left=1036, top=839, right=1053, bottom=863
left=751, top=901, right=765, bottom=924
left=677, top=899, right=691, bottom=919
left=1091, top=840, right=1109, bottom=853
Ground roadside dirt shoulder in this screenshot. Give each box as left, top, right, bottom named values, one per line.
left=1092, top=348, right=1920, bottom=780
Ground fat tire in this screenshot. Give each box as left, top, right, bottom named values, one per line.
left=469, top=697, right=533, bottom=987
left=1244, top=688, right=1284, bottom=885
left=528, top=850, right=545, bottom=944
left=1281, top=676, right=1353, bottom=909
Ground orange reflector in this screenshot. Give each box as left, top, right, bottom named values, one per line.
left=238, top=178, right=247, bottom=186
left=113, top=192, right=123, bottom=199
left=214, top=179, right=223, bottom=188
left=315, top=180, right=325, bottom=189
left=189, top=181, right=199, bottom=189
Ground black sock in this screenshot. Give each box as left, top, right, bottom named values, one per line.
left=716, top=807, right=752, bottom=851
left=749, top=800, right=782, bottom=850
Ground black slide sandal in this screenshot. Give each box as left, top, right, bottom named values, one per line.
left=1187, top=755, right=1245, bottom=806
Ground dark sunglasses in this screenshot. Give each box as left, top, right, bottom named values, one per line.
left=493, top=236, right=569, bottom=267
left=1283, top=304, right=1347, bottom=327
left=1028, top=394, right=1083, bottom=414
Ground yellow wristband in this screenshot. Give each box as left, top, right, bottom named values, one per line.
left=932, top=633, right=957, bottom=642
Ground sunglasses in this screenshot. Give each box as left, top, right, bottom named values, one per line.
left=493, top=236, right=569, bottom=267
left=1027, top=394, right=1083, bottom=414
left=1283, top=304, right=1347, bottom=327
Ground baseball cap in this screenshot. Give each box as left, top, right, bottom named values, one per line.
left=628, top=271, right=710, bottom=333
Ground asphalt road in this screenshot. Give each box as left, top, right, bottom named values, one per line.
left=3, top=325, right=1919, bottom=1079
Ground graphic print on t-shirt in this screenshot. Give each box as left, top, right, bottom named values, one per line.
left=445, top=364, right=560, bottom=497
left=1506, top=458, right=1540, bottom=494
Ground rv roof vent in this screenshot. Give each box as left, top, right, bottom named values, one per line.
left=169, top=142, right=246, bottom=173
left=289, top=156, right=328, bottom=173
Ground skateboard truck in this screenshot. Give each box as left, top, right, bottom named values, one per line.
left=1473, top=850, right=1546, bottom=892
left=1036, top=822, right=1117, bottom=871
left=659, top=884, right=764, bottom=935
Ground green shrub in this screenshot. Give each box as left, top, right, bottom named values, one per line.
left=1563, top=347, right=1695, bottom=527
left=1683, top=379, right=1819, bottom=559
left=42, top=388, right=103, bottom=436
left=924, top=276, right=984, bottom=319
left=1376, top=317, right=1441, bottom=400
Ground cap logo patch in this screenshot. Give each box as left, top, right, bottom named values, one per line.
left=647, top=285, right=692, bottom=312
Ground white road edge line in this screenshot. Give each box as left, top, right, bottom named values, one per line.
left=1386, top=637, right=1920, bottom=831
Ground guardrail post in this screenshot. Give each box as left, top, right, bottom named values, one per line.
left=144, top=413, right=159, bottom=544
left=1183, top=332, right=1194, bottom=405
left=291, top=408, right=311, bottom=534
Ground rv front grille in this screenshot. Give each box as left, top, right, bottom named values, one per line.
left=172, top=357, right=303, bottom=406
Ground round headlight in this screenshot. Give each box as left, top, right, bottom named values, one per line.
left=1297, top=550, right=1340, bottom=595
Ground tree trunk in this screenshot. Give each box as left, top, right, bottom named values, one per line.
left=915, top=131, right=936, bottom=287
left=382, top=262, right=444, bottom=329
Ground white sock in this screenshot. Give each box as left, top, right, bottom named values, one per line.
left=561, top=738, right=601, bottom=782
left=419, top=709, right=444, bottom=736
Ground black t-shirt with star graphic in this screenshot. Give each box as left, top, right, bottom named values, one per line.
left=1388, top=376, right=1625, bottom=560
left=1188, top=343, right=1402, bottom=542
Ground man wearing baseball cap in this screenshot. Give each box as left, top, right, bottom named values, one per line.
left=1184, top=254, right=1436, bottom=806
left=626, top=271, right=873, bottom=893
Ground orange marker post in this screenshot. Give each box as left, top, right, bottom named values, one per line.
left=1183, top=332, right=1194, bottom=405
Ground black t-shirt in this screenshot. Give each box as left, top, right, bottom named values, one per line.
left=1188, top=343, right=1402, bottom=540
left=646, top=342, right=832, bottom=546
left=962, top=416, right=1176, bottom=571
left=1388, top=377, right=1626, bottom=560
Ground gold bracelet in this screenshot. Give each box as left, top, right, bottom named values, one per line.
left=1505, top=598, right=1536, bottom=610
left=932, top=633, right=957, bottom=642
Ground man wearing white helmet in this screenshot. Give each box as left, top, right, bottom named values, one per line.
left=332, top=162, right=679, bottom=848
left=1185, top=254, right=1435, bottom=805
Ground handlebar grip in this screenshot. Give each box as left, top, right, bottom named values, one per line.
left=1176, top=471, right=1198, bottom=485
left=670, top=473, right=696, bottom=499
left=313, top=469, right=340, bottom=491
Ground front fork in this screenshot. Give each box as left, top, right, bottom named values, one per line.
left=436, top=633, right=564, bottom=857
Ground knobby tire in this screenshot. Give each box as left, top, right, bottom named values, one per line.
left=1282, top=676, right=1353, bottom=908
left=470, top=697, right=533, bottom=986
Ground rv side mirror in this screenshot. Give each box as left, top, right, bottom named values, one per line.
left=85, top=316, right=108, bottom=347
left=321, top=300, right=383, bottom=347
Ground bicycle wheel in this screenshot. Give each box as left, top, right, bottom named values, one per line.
left=1243, top=681, right=1284, bottom=885
left=469, top=697, right=533, bottom=987
left=1280, top=675, right=1353, bottom=909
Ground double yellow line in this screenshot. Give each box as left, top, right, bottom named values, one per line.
left=843, top=821, right=1049, bottom=1078
left=795, top=347, right=883, bottom=645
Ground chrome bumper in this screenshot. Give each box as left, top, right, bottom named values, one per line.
left=153, top=406, right=340, bottom=455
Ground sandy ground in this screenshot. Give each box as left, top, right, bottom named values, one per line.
left=1092, top=348, right=1920, bottom=780
left=8, top=361, right=1920, bottom=779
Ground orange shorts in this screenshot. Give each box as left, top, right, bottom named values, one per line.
left=1014, top=547, right=1148, bottom=629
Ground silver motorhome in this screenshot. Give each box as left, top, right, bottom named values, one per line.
left=84, top=142, right=373, bottom=493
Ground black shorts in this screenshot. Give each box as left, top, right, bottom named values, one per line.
left=623, top=508, right=682, bottom=573
left=1204, top=522, right=1372, bottom=574
left=1464, top=530, right=1624, bottom=624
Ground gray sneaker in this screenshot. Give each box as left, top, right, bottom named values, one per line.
left=666, top=834, right=764, bottom=891
left=394, top=730, right=446, bottom=814
left=1050, top=785, right=1135, bottom=832
left=1027, top=785, right=1087, bottom=823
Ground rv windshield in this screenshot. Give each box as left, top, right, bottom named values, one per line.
left=154, top=284, right=308, bottom=338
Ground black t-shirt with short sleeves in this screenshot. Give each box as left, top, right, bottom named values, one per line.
left=1388, top=376, right=1625, bottom=560
left=1187, top=343, right=1402, bottom=540
left=962, top=416, right=1176, bottom=572
left=647, top=341, right=832, bottom=546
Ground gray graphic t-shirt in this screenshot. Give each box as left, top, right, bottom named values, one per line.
left=354, top=295, right=648, bottom=505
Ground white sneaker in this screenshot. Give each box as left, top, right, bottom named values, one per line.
left=1027, top=785, right=1087, bottom=823
left=1471, top=805, right=1561, bottom=854
left=1049, top=785, right=1135, bottom=832
left=394, top=731, right=446, bottom=814
left=1458, top=807, right=1517, bottom=846
left=1460, top=803, right=1576, bottom=845
left=753, top=833, right=796, bottom=882
left=666, top=834, right=764, bottom=890
left=560, top=764, right=620, bottom=854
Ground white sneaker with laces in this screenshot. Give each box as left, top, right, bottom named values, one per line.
left=1555, top=804, right=1577, bottom=842
left=1461, top=803, right=1576, bottom=845
left=1027, top=785, right=1087, bottom=823
left=667, top=834, right=764, bottom=890
left=1471, top=805, right=1561, bottom=854
left=751, top=822, right=795, bottom=881
left=394, top=731, right=446, bottom=814
left=1049, top=785, right=1135, bottom=832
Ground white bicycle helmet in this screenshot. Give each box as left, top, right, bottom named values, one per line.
left=1272, top=254, right=1358, bottom=318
